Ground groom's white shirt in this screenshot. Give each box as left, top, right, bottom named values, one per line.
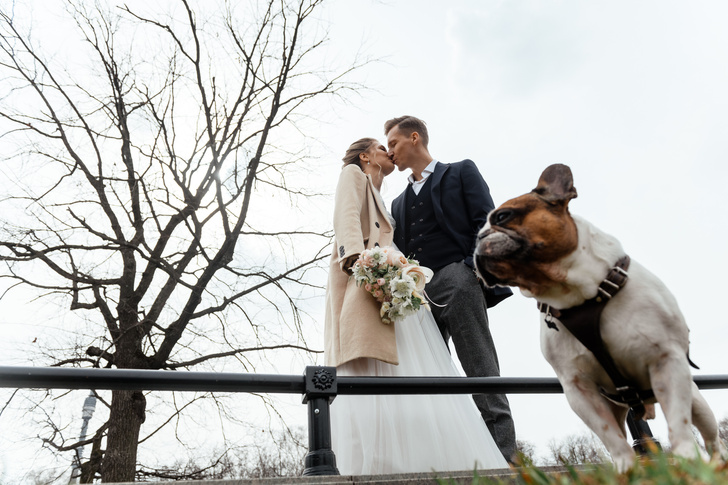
left=407, top=159, right=438, bottom=195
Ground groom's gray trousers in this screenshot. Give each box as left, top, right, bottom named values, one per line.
left=426, top=260, right=517, bottom=463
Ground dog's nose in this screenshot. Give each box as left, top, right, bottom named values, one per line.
left=476, top=225, right=493, bottom=243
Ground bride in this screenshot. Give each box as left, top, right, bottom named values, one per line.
left=324, top=137, right=508, bottom=475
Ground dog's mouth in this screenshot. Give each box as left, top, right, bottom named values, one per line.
left=474, top=254, right=507, bottom=287
left=474, top=228, right=529, bottom=287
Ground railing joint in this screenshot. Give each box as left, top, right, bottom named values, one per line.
left=302, top=366, right=339, bottom=476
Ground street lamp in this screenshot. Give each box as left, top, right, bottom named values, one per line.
left=68, top=392, right=96, bottom=484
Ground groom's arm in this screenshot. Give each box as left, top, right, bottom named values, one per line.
left=459, top=160, right=496, bottom=268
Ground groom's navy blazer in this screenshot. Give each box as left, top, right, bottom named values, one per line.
left=392, top=160, right=512, bottom=308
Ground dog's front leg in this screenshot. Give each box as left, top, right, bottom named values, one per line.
left=562, top=376, right=635, bottom=473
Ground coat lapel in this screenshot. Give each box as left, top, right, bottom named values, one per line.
left=430, top=162, right=449, bottom=229
left=367, top=174, right=393, bottom=233
left=392, top=191, right=405, bottom=233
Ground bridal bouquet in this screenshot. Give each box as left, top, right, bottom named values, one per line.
left=351, top=246, right=434, bottom=325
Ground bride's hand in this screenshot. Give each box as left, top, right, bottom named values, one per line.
left=343, top=255, right=359, bottom=272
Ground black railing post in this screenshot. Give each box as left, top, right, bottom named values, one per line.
left=626, top=408, right=661, bottom=454
left=302, top=366, right=339, bottom=476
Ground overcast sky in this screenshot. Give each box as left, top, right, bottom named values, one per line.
left=316, top=0, right=728, bottom=460
left=2, top=0, right=728, bottom=478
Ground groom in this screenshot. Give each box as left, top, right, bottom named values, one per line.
left=386, top=115, right=516, bottom=462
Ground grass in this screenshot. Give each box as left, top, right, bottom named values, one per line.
left=440, top=450, right=728, bottom=485
left=509, top=455, right=728, bottom=485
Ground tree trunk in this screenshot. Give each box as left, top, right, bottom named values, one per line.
left=101, top=390, right=146, bottom=482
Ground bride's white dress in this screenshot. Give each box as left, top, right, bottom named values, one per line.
left=330, top=296, right=509, bottom=474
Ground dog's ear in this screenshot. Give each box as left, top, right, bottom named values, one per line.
left=532, top=163, right=578, bottom=204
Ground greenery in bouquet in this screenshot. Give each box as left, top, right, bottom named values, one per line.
left=351, top=246, right=434, bottom=324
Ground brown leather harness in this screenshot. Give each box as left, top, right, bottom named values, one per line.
left=536, top=255, right=660, bottom=419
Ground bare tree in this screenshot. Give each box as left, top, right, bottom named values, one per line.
left=546, top=432, right=608, bottom=466
left=0, top=0, right=360, bottom=481
left=514, top=439, right=537, bottom=465
left=136, top=426, right=306, bottom=480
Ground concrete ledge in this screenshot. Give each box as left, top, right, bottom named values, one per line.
left=106, top=466, right=573, bottom=484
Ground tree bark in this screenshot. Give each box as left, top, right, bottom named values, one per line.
left=101, top=390, right=146, bottom=482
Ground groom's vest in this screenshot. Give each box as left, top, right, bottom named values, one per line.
left=404, top=176, right=463, bottom=271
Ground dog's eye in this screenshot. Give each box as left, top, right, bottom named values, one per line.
left=492, top=209, right=515, bottom=226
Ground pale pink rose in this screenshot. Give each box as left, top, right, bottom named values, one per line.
left=377, top=278, right=386, bottom=286
left=386, top=248, right=408, bottom=268
left=364, top=283, right=372, bottom=292
left=374, top=289, right=384, bottom=298
left=360, top=251, right=374, bottom=267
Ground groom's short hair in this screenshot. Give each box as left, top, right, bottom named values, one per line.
left=384, top=115, right=429, bottom=149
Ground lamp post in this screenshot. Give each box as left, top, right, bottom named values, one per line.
left=68, top=392, right=96, bottom=484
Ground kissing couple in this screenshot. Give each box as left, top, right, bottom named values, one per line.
left=324, top=115, right=516, bottom=475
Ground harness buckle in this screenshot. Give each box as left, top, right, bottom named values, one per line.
left=602, top=279, right=620, bottom=290
left=597, top=287, right=613, bottom=299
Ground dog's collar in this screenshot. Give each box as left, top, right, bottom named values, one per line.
left=536, top=256, right=657, bottom=418
left=537, top=255, right=630, bottom=323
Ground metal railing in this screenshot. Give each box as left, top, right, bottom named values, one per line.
left=1, top=365, right=727, bottom=476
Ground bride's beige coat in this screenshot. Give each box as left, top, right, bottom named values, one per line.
left=325, top=164, right=396, bottom=366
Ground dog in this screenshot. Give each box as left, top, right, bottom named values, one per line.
left=474, top=163, right=727, bottom=472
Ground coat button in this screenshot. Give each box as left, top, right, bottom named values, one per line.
left=417, top=248, right=423, bottom=252
left=411, top=205, right=415, bottom=210
left=419, top=202, right=424, bottom=206
left=375, top=221, right=380, bottom=228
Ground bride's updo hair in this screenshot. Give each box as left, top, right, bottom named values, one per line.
left=342, top=137, right=378, bottom=170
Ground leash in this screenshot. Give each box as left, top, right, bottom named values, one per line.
left=537, top=255, right=657, bottom=420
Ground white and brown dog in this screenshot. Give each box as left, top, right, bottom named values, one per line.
left=474, top=163, right=727, bottom=471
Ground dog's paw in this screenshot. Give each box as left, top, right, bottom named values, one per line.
left=605, top=445, right=637, bottom=474
left=612, top=454, right=635, bottom=474
left=671, top=441, right=709, bottom=461
left=708, top=438, right=728, bottom=462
